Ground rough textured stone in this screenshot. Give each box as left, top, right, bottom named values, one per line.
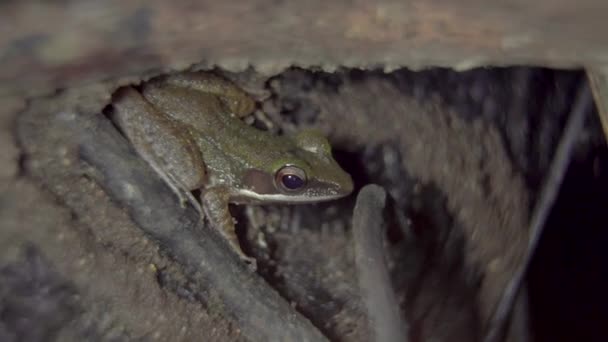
left=2, top=0, right=608, bottom=98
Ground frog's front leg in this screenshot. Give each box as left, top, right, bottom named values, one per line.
left=201, top=187, right=257, bottom=270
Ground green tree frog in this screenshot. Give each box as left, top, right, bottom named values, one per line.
left=112, top=72, right=353, bottom=266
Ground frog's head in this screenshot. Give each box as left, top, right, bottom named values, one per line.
left=239, top=130, right=354, bottom=204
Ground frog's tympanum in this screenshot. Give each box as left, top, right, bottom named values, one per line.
left=112, top=72, right=353, bottom=266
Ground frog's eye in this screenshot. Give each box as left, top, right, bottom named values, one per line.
left=276, top=165, right=307, bottom=192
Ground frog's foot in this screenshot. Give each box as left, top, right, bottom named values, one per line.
left=201, top=189, right=256, bottom=271
left=177, top=187, right=203, bottom=214
left=162, top=72, right=256, bottom=118
left=160, top=172, right=203, bottom=214
left=219, top=220, right=257, bottom=272
left=240, top=253, right=258, bottom=272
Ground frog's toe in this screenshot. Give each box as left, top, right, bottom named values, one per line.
left=242, top=256, right=257, bottom=272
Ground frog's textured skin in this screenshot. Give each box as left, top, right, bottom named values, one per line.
left=112, top=72, right=353, bottom=266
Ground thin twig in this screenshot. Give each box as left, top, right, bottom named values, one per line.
left=587, top=69, right=608, bottom=144
left=484, top=82, right=593, bottom=342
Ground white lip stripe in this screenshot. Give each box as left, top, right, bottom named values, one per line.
left=236, top=189, right=342, bottom=203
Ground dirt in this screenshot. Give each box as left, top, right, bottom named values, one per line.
left=0, top=67, right=588, bottom=341
left=243, top=68, right=533, bottom=340
left=3, top=84, right=242, bottom=341
left=3, top=1, right=608, bottom=99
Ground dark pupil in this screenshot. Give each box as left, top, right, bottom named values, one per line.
left=282, top=174, right=304, bottom=190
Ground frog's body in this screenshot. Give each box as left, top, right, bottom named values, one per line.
left=112, top=72, right=353, bottom=266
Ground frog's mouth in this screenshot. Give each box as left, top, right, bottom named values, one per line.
left=237, top=191, right=345, bottom=204
left=238, top=168, right=352, bottom=204
left=232, top=183, right=350, bottom=205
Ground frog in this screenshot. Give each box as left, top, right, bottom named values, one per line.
left=111, top=72, right=354, bottom=268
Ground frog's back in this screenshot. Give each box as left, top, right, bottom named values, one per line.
left=140, top=73, right=303, bottom=184
left=200, top=113, right=299, bottom=174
